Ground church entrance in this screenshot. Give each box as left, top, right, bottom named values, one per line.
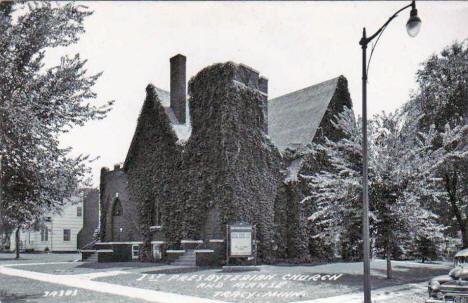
left=111, top=198, right=124, bottom=241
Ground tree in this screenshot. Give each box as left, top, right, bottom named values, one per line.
left=305, top=40, right=465, bottom=276
left=304, top=108, right=442, bottom=278
left=304, top=107, right=363, bottom=261
left=428, top=124, right=468, bottom=247
left=370, top=111, right=444, bottom=277
left=402, top=40, right=468, bottom=248
left=412, top=40, right=467, bottom=132
left=415, top=235, right=438, bottom=263
left=0, top=2, right=112, bottom=258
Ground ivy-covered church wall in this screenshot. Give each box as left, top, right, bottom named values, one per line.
left=125, top=84, right=179, bottom=261
left=170, top=62, right=282, bottom=262
left=99, top=166, right=138, bottom=242
left=274, top=148, right=311, bottom=263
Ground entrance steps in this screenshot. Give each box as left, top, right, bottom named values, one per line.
left=171, top=249, right=196, bottom=266
left=84, top=252, right=98, bottom=262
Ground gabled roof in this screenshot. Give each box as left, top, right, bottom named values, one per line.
left=268, top=77, right=340, bottom=152
left=154, top=87, right=170, bottom=106
left=153, top=87, right=191, bottom=141
left=123, top=84, right=191, bottom=170
left=153, top=87, right=178, bottom=124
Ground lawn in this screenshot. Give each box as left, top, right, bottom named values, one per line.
left=1, top=253, right=452, bottom=303
left=93, top=259, right=450, bottom=303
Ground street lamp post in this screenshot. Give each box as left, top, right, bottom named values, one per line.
left=359, top=1, right=421, bottom=302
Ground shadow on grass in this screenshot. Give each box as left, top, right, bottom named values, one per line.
left=0, top=289, right=42, bottom=303
left=372, top=264, right=450, bottom=284
left=76, top=261, right=160, bottom=270
left=287, top=264, right=450, bottom=291
left=142, top=266, right=221, bottom=275
left=0, top=257, right=30, bottom=261
left=273, top=261, right=338, bottom=267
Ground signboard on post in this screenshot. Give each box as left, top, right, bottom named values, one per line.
left=229, top=224, right=253, bottom=257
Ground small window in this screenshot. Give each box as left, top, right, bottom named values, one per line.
left=112, top=198, right=123, bottom=216
left=77, top=206, right=82, bottom=217
left=63, top=229, right=71, bottom=241
left=41, top=227, right=48, bottom=242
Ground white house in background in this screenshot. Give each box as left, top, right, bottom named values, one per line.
left=11, top=196, right=84, bottom=252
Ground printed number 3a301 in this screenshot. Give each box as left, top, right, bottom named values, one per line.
left=43, top=289, right=78, bottom=297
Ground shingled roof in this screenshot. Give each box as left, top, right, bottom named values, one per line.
left=268, top=77, right=340, bottom=152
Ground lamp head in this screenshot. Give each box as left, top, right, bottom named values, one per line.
left=406, top=2, right=421, bottom=37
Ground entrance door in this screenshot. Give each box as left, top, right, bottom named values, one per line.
left=111, top=198, right=124, bottom=241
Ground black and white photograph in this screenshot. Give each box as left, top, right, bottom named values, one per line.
left=0, top=1, right=467, bottom=303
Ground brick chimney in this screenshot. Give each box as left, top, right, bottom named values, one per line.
left=170, top=54, right=186, bottom=124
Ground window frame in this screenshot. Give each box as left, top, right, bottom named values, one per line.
left=40, top=227, right=48, bottom=242
left=63, top=229, right=71, bottom=241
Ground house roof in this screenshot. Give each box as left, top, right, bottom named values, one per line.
left=268, top=77, right=340, bottom=152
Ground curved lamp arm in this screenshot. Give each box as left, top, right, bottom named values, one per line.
left=359, top=1, right=414, bottom=47
left=360, top=0, right=419, bottom=76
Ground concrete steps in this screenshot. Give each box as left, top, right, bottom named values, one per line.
left=85, top=252, right=98, bottom=262
left=171, top=249, right=196, bottom=266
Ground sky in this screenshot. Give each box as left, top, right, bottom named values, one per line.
left=44, top=1, right=468, bottom=187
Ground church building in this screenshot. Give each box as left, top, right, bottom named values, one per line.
left=97, top=54, right=352, bottom=264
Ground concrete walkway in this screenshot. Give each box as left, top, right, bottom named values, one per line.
left=0, top=264, right=228, bottom=303
left=0, top=261, right=430, bottom=303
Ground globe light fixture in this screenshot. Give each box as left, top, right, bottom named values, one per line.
left=407, top=5, right=422, bottom=37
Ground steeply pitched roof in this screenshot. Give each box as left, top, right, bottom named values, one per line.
left=153, top=87, right=178, bottom=124
left=152, top=87, right=191, bottom=142
left=123, top=85, right=192, bottom=170
left=154, top=87, right=170, bottom=106
left=268, top=77, right=340, bottom=152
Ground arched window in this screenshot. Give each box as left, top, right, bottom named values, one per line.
left=145, top=200, right=162, bottom=226
left=112, top=198, right=123, bottom=216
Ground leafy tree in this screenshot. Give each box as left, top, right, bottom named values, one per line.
left=402, top=40, right=468, bottom=248
left=415, top=235, right=438, bottom=263
left=304, top=107, right=363, bottom=261
left=427, top=124, right=468, bottom=247
left=0, top=2, right=112, bottom=258
left=305, top=108, right=442, bottom=278
left=370, top=111, right=443, bottom=277
left=412, top=40, right=467, bottom=132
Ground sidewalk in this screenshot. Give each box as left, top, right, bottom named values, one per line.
left=0, top=265, right=228, bottom=303
left=1, top=258, right=438, bottom=303
left=290, top=282, right=427, bottom=303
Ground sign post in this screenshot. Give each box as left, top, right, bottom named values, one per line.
left=226, top=223, right=254, bottom=265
